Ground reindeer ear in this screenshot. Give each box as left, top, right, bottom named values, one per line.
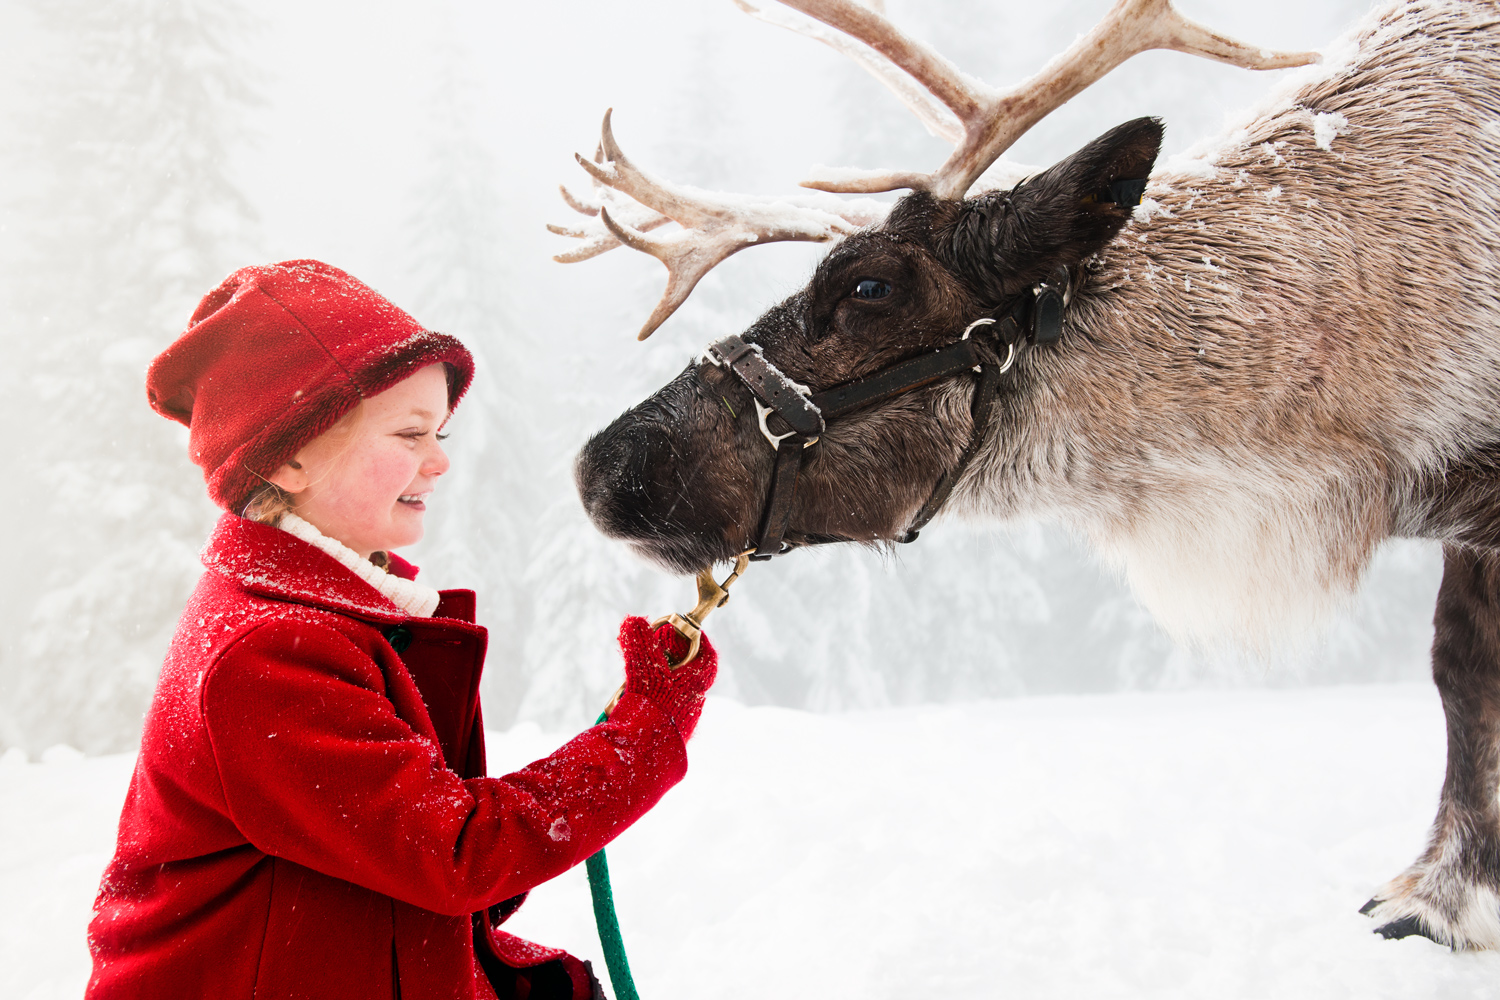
left=946, top=117, right=1164, bottom=300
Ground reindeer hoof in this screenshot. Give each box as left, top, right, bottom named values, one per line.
left=1374, top=915, right=1440, bottom=943
left=1361, top=883, right=1500, bottom=950
left=1363, top=896, right=1446, bottom=944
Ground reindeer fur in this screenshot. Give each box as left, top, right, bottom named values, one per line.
left=577, top=0, right=1500, bottom=950
left=969, top=1, right=1500, bottom=651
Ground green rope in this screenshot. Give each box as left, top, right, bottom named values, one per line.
left=586, top=847, right=639, bottom=1000
left=586, top=709, right=640, bottom=1000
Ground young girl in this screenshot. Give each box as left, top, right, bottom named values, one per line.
left=85, top=260, right=716, bottom=1000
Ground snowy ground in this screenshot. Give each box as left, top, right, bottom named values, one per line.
left=5, top=684, right=1499, bottom=999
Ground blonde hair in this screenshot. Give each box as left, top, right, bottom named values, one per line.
left=241, top=481, right=296, bottom=525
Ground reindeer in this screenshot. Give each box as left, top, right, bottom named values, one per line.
left=551, top=0, right=1500, bottom=950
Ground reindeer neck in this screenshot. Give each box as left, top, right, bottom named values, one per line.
left=959, top=1, right=1500, bottom=646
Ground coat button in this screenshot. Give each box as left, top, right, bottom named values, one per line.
left=383, top=625, right=413, bottom=653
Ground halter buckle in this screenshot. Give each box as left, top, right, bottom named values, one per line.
left=754, top=399, right=818, bottom=450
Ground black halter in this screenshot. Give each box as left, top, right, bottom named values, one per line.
left=706, top=267, right=1071, bottom=560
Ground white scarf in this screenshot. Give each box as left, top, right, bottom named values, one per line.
left=278, top=512, right=441, bottom=618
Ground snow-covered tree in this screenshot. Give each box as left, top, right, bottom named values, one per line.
left=398, top=13, right=545, bottom=727
left=0, top=0, right=260, bottom=754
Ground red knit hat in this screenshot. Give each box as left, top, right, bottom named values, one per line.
left=147, top=260, right=475, bottom=512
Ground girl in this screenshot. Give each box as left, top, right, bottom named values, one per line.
left=86, top=260, right=716, bottom=1000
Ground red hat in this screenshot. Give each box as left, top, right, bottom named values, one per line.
left=147, top=259, right=475, bottom=511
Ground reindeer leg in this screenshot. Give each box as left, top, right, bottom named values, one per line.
left=1362, top=543, right=1500, bottom=949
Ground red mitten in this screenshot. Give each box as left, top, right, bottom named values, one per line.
left=617, top=616, right=718, bottom=741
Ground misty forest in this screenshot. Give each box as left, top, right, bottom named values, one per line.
left=14, top=1, right=1500, bottom=998
left=0, top=0, right=1434, bottom=756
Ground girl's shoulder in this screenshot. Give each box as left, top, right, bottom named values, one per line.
left=167, top=568, right=392, bottom=689
left=202, top=514, right=418, bottom=623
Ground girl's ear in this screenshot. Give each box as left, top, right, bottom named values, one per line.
left=944, top=116, right=1163, bottom=301
left=267, top=459, right=308, bottom=494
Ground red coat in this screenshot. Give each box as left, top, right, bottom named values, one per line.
left=87, top=514, right=687, bottom=999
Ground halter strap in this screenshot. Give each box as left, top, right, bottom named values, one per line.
left=808, top=338, right=984, bottom=420
left=705, top=268, right=1072, bottom=559
left=899, top=357, right=1002, bottom=544
left=707, top=333, right=823, bottom=446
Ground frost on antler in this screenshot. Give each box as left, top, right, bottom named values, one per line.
left=550, top=110, right=887, bottom=339
left=547, top=142, right=674, bottom=264
left=550, top=0, right=1318, bottom=338
left=770, top=0, right=1320, bottom=199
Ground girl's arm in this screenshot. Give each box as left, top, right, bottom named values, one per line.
left=199, top=616, right=702, bottom=917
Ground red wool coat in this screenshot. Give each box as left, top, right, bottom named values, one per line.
left=87, top=514, right=688, bottom=999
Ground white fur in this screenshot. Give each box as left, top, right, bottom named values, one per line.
left=1366, top=864, right=1500, bottom=950
left=1092, top=479, right=1362, bottom=650
left=278, top=513, right=440, bottom=618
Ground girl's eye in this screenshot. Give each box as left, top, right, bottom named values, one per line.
left=436, top=432, right=449, bottom=442
left=853, top=278, right=892, bottom=300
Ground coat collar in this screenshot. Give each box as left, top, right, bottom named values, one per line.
left=203, top=512, right=433, bottom=625
left=277, top=513, right=440, bottom=617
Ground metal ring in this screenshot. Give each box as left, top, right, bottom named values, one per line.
left=961, top=317, right=996, bottom=340
left=963, top=316, right=1017, bottom=373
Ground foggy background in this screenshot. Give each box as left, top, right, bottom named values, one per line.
left=0, top=0, right=1432, bottom=756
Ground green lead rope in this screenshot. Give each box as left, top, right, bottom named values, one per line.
left=586, top=709, right=640, bottom=1000
left=583, top=559, right=745, bottom=999
left=586, top=847, right=638, bottom=1000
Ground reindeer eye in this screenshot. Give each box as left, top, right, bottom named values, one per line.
left=852, top=278, right=892, bottom=300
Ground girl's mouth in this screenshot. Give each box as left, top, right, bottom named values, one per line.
left=397, top=492, right=431, bottom=511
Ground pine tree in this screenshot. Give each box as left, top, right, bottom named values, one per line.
left=399, top=13, right=543, bottom=727
left=0, top=0, right=260, bottom=753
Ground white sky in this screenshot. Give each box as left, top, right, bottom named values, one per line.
left=239, top=0, right=1372, bottom=354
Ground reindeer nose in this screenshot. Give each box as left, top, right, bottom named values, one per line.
left=576, top=408, right=679, bottom=542
left=574, top=369, right=741, bottom=575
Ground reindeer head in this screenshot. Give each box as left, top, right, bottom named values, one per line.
left=557, top=0, right=1316, bottom=575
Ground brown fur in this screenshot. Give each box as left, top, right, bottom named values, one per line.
left=575, top=0, right=1500, bottom=948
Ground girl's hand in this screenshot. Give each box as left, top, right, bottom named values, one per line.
left=617, top=616, right=718, bottom=741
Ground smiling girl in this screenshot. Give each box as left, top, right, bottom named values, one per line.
left=85, top=260, right=714, bottom=1000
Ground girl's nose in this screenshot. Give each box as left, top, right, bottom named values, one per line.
left=423, top=440, right=451, bottom=477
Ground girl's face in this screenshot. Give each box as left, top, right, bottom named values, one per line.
left=271, top=364, right=452, bottom=558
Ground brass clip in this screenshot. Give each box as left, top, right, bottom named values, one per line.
left=603, top=551, right=752, bottom=719
left=651, top=550, right=752, bottom=667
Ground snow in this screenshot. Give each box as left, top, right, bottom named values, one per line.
left=0, top=748, right=134, bottom=1000
left=973, top=157, right=1042, bottom=192
left=1313, top=110, right=1352, bottom=151
left=1132, top=196, right=1173, bottom=224
left=8, top=685, right=1499, bottom=999
left=1160, top=2, right=1374, bottom=176
left=1158, top=152, right=1220, bottom=182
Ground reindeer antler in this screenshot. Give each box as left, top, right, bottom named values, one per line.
left=756, top=0, right=1319, bottom=200
left=551, top=110, right=888, bottom=340
left=552, top=0, right=1319, bottom=336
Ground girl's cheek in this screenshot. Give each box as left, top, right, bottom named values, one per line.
left=376, top=450, right=423, bottom=491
